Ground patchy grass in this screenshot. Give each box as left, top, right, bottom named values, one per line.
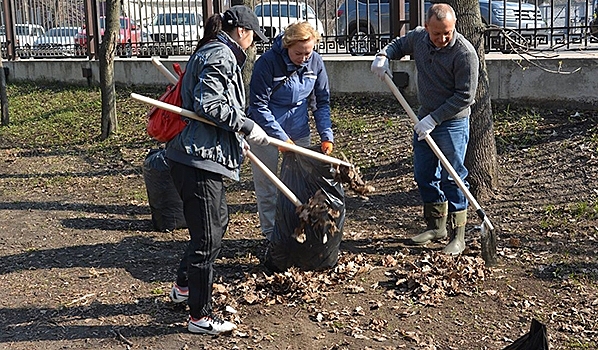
left=1, top=82, right=158, bottom=151
left=493, top=104, right=544, bottom=151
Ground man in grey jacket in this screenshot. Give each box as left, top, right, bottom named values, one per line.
left=371, top=3, right=479, bottom=255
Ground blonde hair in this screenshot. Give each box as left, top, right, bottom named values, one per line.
left=282, top=21, right=321, bottom=48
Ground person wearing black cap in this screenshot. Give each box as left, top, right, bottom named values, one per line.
left=165, top=5, right=269, bottom=335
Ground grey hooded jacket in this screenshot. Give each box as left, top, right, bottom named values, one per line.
left=165, top=32, right=255, bottom=181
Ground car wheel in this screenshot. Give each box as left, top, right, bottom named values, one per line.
left=348, top=27, right=375, bottom=56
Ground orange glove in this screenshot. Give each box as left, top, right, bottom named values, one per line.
left=321, top=141, right=334, bottom=155
left=278, top=139, right=294, bottom=152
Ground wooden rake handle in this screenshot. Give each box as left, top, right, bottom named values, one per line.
left=245, top=151, right=302, bottom=207
left=133, top=91, right=353, bottom=169
left=133, top=93, right=303, bottom=207
left=151, top=57, right=179, bottom=84
left=149, top=57, right=353, bottom=169
left=149, top=59, right=305, bottom=205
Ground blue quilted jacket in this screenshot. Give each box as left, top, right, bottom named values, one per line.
left=248, top=34, right=333, bottom=143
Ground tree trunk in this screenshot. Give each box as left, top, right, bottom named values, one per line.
left=0, top=57, right=8, bottom=126
left=446, top=0, right=498, bottom=266
left=242, top=45, right=257, bottom=107
left=446, top=0, right=498, bottom=200
left=99, top=0, right=120, bottom=140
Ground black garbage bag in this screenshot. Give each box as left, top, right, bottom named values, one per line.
left=265, top=149, right=345, bottom=272
left=143, top=149, right=187, bottom=232
left=503, top=319, right=549, bottom=350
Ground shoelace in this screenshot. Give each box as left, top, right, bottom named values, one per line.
left=207, top=314, right=225, bottom=325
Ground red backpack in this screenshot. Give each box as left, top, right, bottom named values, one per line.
left=147, top=63, right=188, bottom=142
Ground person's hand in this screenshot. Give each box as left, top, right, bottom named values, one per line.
left=241, top=139, right=250, bottom=156
left=246, top=123, right=269, bottom=146
left=371, top=54, right=390, bottom=81
left=414, top=115, right=437, bottom=141
left=321, top=141, right=333, bottom=155
left=278, top=139, right=294, bottom=152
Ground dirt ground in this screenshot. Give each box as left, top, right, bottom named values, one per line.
left=0, top=92, right=597, bottom=350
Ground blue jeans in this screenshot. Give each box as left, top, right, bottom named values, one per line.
left=250, top=136, right=311, bottom=240
left=413, top=117, right=469, bottom=213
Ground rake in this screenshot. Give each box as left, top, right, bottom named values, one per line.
left=382, top=74, right=497, bottom=266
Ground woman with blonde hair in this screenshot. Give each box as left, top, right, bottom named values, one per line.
left=248, top=21, right=334, bottom=242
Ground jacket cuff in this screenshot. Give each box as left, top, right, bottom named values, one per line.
left=240, top=119, right=255, bottom=135
left=430, top=114, right=442, bottom=125
left=376, top=48, right=390, bottom=59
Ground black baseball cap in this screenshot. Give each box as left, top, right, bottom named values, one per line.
left=224, top=5, right=269, bottom=42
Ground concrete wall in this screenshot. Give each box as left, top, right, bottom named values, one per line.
left=4, top=52, right=598, bottom=109
left=484, top=53, right=598, bottom=108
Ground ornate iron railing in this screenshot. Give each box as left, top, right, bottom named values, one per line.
left=1, top=0, right=597, bottom=60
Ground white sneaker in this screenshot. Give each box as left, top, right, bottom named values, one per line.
left=169, top=284, right=188, bottom=303
left=188, top=314, right=237, bottom=335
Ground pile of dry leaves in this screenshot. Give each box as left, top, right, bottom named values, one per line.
left=212, top=249, right=490, bottom=317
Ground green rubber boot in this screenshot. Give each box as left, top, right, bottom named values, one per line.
left=411, top=202, right=448, bottom=245
left=443, top=210, right=467, bottom=255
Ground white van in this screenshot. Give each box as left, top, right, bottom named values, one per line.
left=148, top=12, right=203, bottom=45
left=254, top=1, right=325, bottom=39
left=0, top=24, right=46, bottom=48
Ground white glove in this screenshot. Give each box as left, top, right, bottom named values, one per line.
left=371, top=54, right=390, bottom=81
left=414, top=115, right=437, bottom=141
left=241, top=139, right=250, bottom=156
left=246, top=123, right=270, bottom=146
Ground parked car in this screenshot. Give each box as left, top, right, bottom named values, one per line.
left=33, top=26, right=82, bottom=57
left=75, top=16, right=142, bottom=56
left=148, top=12, right=203, bottom=44
left=146, top=12, right=203, bottom=55
left=478, top=0, right=545, bottom=32
left=336, top=0, right=546, bottom=55
left=254, top=1, right=325, bottom=39
left=0, top=23, right=46, bottom=48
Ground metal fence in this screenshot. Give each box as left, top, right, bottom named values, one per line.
left=1, top=0, right=597, bottom=60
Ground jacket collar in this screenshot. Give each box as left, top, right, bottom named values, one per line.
left=217, top=31, right=247, bottom=67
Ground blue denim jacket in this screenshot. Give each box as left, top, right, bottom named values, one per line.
left=166, top=32, right=255, bottom=181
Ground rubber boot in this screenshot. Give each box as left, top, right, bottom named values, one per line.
left=410, top=202, right=448, bottom=245
left=443, top=210, right=467, bottom=255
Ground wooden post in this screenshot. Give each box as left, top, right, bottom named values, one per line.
left=2, top=0, right=16, bottom=60
left=202, top=0, right=215, bottom=23
left=83, top=0, right=100, bottom=59
left=0, top=57, right=8, bottom=126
